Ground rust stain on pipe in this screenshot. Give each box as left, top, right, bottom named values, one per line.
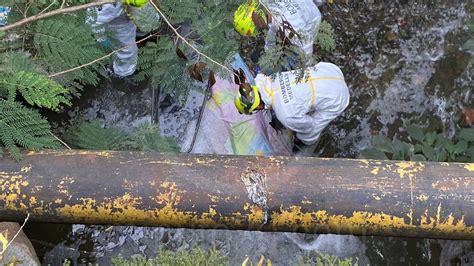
left=0, top=150, right=473, bottom=239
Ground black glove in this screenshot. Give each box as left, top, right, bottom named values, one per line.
left=293, top=137, right=306, bottom=153
left=269, top=113, right=286, bottom=133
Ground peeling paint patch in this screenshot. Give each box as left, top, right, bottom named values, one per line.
left=395, top=162, right=425, bottom=179
left=464, top=164, right=474, bottom=172
left=20, top=165, right=32, bottom=173
left=371, top=167, right=380, bottom=175
left=416, top=194, right=430, bottom=202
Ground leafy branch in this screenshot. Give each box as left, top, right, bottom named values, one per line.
left=0, top=0, right=116, bottom=32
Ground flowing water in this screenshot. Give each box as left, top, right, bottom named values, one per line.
left=24, top=0, right=473, bottom=265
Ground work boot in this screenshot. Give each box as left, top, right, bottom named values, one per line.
left=293, top=138, right=318, bottom=157
left=105, top=65, right=138, bottom=86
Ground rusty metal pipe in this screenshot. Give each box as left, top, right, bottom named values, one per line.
left=0, top=150, right=473, bottom=239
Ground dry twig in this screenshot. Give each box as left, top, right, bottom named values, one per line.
left=0, top=214, right=30, bottom=257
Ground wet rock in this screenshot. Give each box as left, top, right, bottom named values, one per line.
left=384, top=31, right=398, bottom=42
left=0, top=222, right=40, bottom=265
left=439, top=240, right=474, bottom=266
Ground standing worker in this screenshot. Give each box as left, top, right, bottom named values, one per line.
left=234, top=0, right=322, bottom=63
left=235, top=62, right=350, bottom=155
left=88, top=0, right=160, bottom=79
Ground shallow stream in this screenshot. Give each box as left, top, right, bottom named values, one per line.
left=25, top=0, right=473, bottom=265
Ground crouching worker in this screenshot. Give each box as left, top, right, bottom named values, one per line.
left=88, top=0, right=160, bottom=79
left=235, top=62, right=350, bottom=155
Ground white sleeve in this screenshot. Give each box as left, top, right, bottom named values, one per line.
left=94, top=4, right=124, bottom=26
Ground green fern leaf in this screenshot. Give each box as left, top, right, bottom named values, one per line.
left=316, top=21, right=336, bottom=52
left=33, top=13, right=107, bottom=95
left=71, top=120, right=129, bottom=150
left=130, top=122, right=178, bottom=153
left=0, top=99, right=58, bottom=161
left=9, top=71, right=71, bottom=110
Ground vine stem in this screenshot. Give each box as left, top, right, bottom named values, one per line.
left=148, top=1, right=234, bottom=76
left=0, top=214, right=30, bottom=257
left=1, top=0, right=116, bottom=32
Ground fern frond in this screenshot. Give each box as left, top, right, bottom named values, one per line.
left=159, top=0, right=204, bottom=24
left=0, top=51, right=36, bottom=74
left=33, top=12, right=107, bottom=95
left=7, top=71, right=71, bottom=110
left=258, top=42, right=306, bottom=75
left=71, top=120, right=129, bottom=150
left=130, top=122, right=178, bottom=153
left=316, top=21, right=336, bottom=52
left=0, top=99, right=58, bottom=161
left=135, top=39, right=192, bottom=104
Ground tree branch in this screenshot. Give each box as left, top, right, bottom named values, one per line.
left=1, top=0, right=116, bottom=32
left=49, top=33, right=158, bottom=78
left=148, top=1, right=234, bottom=76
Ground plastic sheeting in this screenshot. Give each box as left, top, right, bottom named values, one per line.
left=188, top=77, right=292, bottom=156
left=0, top=6, right=10, bottom=26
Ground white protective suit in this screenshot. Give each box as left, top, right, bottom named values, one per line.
left=256, top=62, right=350, bottom=145
left=90, top=3, right=138, bottom=77
left=262, top=0, right=322, bottom=60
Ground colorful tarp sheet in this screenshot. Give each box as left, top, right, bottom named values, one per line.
left=190, top=77, right=292, bottom=156
left=186, top=53, right=292, bottom=156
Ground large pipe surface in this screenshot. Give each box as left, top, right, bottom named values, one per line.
left=0, top=150, right=473, bottom=239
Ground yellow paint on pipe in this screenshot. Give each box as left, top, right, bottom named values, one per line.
left=465, top=164, right=474, bottom=172
left=395, top=162, right=425, bottom=179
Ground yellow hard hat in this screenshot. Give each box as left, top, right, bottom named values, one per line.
left=123, top=0, right=148, bottom=8
left=235, top=85, right=261, bottom=114
left=234, top=1, right=266, bottom=37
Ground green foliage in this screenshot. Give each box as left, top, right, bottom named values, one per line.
left=192, top=1, right=241, bottom=64
left=7, top=71, right=71, bottom=110
left=316, top=21, right=337, bottom=52
left=124, top=3, right=161, bottom=33
left=69, top=120, right=178, bottom=153
left=0, top=2, right=108, bottom=160
left=33, top=13, right=107, bottom=95
left=111, top=246, right=227, bottom=266
left=129, top=123, right=180, bottom=153
left=70, top=120, right=129, bottom=150
left=0, top=52, right=66, bottom=160
left=0, top=99, right=59, bottom=161
left=258, top=20, right=336, bottom=75
left=258, top=42, right=307, bottom=75
left=135, top=39, right=193, bottom=104
left=158, top=0, right=204, bottom=25
left=1, top=0, right=337, bottom=159
left=361, top=126, right=474, bottom=162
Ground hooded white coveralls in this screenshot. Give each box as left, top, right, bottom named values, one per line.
left=256, top=62, right=350, bottom=145
left=89, top=3, right=138, bottom=77
left=262, top=0, right=321, bottom=60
